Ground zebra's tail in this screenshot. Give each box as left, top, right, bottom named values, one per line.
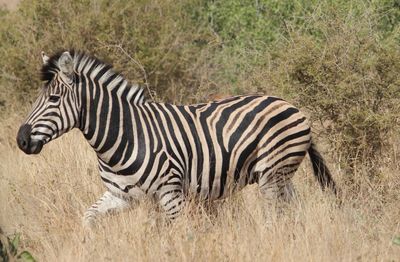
left=308, top=141, right=337, bottom=195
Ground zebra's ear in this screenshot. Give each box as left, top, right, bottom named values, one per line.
left=58, top=51, right=74, bottom=76
left=41, top=51, right=49, bottom=65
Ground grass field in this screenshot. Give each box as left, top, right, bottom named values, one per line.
left=1, top=112, right=400, bottom=261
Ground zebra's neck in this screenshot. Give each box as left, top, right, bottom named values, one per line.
left=75, top=54, right=145, bottom=155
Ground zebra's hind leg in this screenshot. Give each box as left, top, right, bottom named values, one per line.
left=258, top=168, right=298, bottom=224
left=259, top=177, right=295, bottom=206
left=158, top=184, right=184, bottom=220
left=83, top=191, right=131, bottom=229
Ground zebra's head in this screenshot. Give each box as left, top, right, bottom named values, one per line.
left=17, top=51, right=80, bottom=154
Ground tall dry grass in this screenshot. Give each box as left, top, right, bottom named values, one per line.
left=1, top=112, right=399, bottom=261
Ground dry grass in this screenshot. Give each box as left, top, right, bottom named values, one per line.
left=1, top=113, right=400, bottom=261
left=0, top=0, right=19, bottom=10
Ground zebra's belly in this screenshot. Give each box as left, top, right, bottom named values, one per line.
left=99, top=170, right=147, bottom=199
left=184, top=164, right=256, bottom=201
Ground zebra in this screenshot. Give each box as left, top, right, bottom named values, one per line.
left=16, top=50, right=337, bottom=227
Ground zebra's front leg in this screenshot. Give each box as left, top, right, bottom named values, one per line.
left=83, top=191, right=131, bottom=229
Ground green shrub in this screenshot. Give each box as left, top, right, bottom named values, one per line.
left=0, top=0, right=217, bottom=107
left=271, top=2, right=400, bottom=175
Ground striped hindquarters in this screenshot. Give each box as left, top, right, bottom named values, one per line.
left=146, top=95, right=312, bottom=200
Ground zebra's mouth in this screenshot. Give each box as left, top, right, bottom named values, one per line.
left=27, top=140, right=44, bottom=154
left=18, top=139, right=44, bottom=155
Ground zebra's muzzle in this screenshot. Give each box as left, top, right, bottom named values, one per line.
left=16, top=124, right=43, bottom=155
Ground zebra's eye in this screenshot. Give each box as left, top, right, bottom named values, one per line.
left=49, top=95, right=60, bottom=103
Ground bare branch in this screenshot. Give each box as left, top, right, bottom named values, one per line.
left=98, top=43, right=154, bottom=101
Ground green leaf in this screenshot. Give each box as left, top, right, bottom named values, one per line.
left=8, top=233, right=20, bottom=256
left=11, top=234, right=20, bottom=249
left=393, top=236, right=400, bottom=246
left=17, top=251, right=36, bottom=262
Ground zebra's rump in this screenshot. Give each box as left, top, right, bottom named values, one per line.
left=169, top=95, right=311, bottom=200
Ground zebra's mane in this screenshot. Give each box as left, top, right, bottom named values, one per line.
left=41, top=50, right=145, bottom=103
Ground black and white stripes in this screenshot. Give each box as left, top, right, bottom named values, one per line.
left=17, top=50, right=336, bottom=225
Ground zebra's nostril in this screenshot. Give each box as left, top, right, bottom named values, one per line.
left=17, top=124, right=32, bottom=152
left=18, top=136, right=29, bottom=150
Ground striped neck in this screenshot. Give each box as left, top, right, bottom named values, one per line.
left=73, top=53, right=145, bottom=147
